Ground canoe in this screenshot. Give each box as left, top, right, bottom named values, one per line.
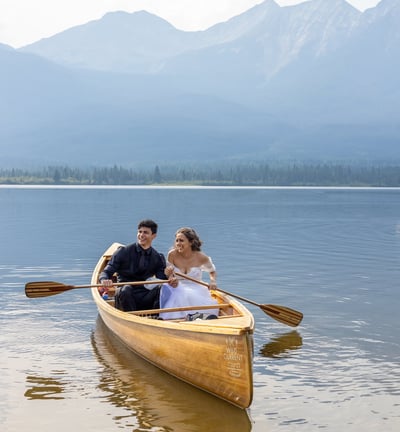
left=91, top=243, right=255, bottom=409
left=92, top=317, right=253, bottom=430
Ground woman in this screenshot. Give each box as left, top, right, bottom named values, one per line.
left=159, top=227, right=219, bottom=320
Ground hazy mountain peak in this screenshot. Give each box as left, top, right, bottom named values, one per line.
left=19, top=9, right=189, bottom=72
left=368, top=0, right=400, bottom=17
left=201, top=0, right=362, bottom=79
left=98, top=9, right=178, bottom=31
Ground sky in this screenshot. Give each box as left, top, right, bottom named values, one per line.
left=0, top=0, right=382, bottom=48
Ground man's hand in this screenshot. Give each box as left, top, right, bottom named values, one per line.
left=101, top=279, right=114, bottom=288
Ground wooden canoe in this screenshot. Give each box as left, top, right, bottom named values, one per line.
left=91, top=243, right=254, bottom=409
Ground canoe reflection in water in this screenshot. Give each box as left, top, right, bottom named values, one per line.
left=24, top=374, right=67, bottom=400
left=260, top=331, right=303, bottom=359
left=91, top=316, right=252, bottom=431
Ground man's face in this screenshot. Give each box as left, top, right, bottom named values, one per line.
left=137, top=226, right=156, bottom=249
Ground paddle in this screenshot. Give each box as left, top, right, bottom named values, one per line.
left=174, top=271, right=303, bottom=327
left=25, top=279, right=168, bottom=299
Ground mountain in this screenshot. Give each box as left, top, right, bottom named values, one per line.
left=1, top=0, right=399, bottom=168
left=158, top=0, right=364, bottom=114
left=19, top=10, right=225, bottom=74
left=18, top=1, right=361, bottom=78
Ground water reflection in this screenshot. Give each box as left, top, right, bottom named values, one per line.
left=91, top=317, right=252, bottom=431
left=24, top=374, right=67, bottom=400
left=259, top=331, right=303, bottom=359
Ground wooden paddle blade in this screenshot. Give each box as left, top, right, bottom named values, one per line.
left=261, top=304, right=303, bottom=327
left=25, top=281, right=74, bottom=298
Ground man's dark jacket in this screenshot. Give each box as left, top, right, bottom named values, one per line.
left=99, top=243, right=167, bottom=283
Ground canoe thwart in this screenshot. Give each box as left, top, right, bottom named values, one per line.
left=129, top=303, right=232, bottom=316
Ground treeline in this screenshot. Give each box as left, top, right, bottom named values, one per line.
left=1, top=163, right=400, bottom=186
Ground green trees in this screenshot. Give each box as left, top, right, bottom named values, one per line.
left=0, top=163, right=399, bottom=186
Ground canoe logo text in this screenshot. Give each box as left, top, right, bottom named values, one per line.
left=224, top=337, right=243, bottom=378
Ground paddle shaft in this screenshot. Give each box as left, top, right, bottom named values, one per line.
left=175, top=271, right=259, bottom=305
left=69, top=280, right=168, bottom=289
left=174, top=271, right=303, bottom=327
left=25, top=279, right=168, bottom=298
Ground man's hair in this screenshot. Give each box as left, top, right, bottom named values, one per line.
left=138, top=219, right=158, bottom=234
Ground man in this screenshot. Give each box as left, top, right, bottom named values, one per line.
left=99, top=219, right=177, bottom=312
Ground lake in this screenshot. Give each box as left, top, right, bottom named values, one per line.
left=1, top=186, right=399, bottom=431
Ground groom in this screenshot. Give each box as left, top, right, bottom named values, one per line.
left=99, top=219, right=177, bottom=312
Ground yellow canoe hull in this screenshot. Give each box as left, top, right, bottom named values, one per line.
left=91, top=243, right=254, bottom=408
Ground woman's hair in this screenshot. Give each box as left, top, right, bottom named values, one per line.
left=176, top=227, right=202, bottom=251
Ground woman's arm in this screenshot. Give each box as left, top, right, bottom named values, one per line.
left=201, top=254, right=217, bottom=290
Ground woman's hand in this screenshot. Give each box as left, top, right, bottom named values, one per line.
left=208, top=280, right=217, bottom=290
left=165, top=265, right=179, bottom=288
left=169, top=275, right=179, bottom=288
left=164, top=265, right=174, bottom=277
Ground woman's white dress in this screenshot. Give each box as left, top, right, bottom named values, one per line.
left=159, top=264, right=219, bottom=319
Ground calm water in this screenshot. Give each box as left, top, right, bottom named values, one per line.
left=1, top=186, right=399, bottom=431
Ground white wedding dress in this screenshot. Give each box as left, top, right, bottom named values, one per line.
left=159, top=265, right=219, bottom=319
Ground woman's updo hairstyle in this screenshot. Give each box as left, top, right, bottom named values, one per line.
left=176, top=227, right=202, bottom=251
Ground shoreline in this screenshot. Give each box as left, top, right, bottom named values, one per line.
left=1, top=184, right=400, bottom=190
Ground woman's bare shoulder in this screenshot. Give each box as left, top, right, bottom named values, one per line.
left=167, top=249, right=177, bottom=261
left=197, top=251, right=211, bottom=264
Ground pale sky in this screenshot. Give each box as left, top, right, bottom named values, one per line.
left=0, top=0, right=381, bottom=48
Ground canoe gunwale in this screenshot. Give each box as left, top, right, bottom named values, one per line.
left=94, top=289, right=253, bottom=333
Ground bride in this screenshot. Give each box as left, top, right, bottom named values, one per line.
left=159, top=227, right=219, bottom=319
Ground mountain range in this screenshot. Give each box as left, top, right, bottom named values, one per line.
left=1, top=0, right=399, bottom=168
